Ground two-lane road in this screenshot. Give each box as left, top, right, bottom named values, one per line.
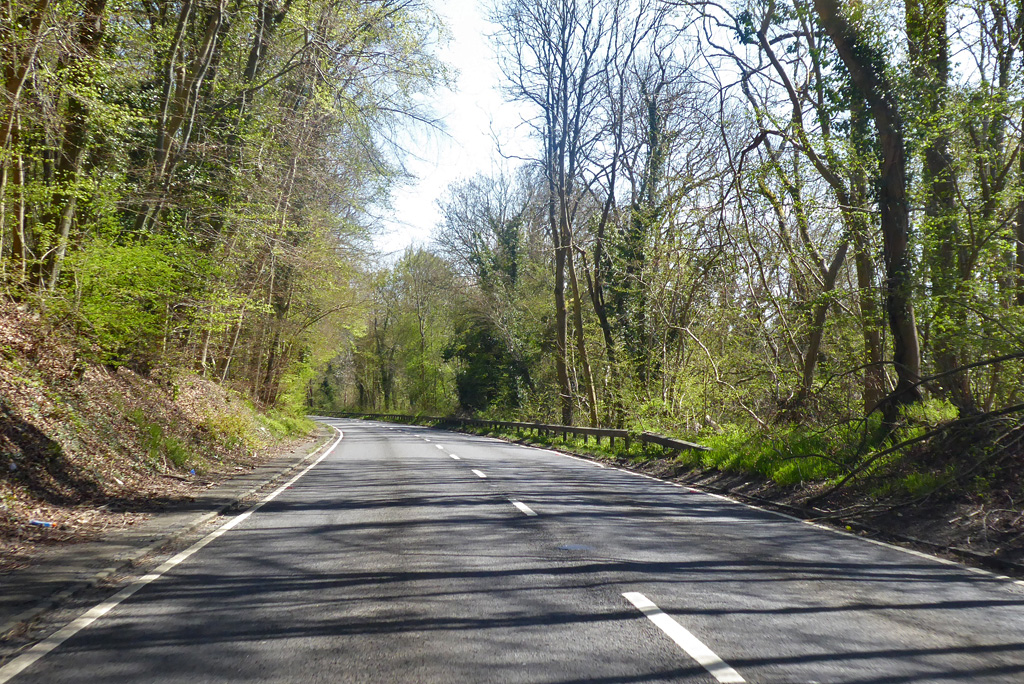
left=3, top=418, right=1024, bottom=682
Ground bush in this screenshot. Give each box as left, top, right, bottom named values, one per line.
left=129, top=409, right=202, bottom=472
left=61, top=237, right=187, bottom=368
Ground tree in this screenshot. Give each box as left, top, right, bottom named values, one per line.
left=1, top=0, right=446, bottom=411
left=813, top=0, right=923, bottom=413
left=493, top=0, right=614, bottom=425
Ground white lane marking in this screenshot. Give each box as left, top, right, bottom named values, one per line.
left=559, top=452, right=607, bottom=468
left=511, top=500, right=538, bottom=516
left=435, top=444, right=445, bottom=450
left=0, top=430, right=345, bottom=684
left=450, top=454, right=461, bottom=460
left=424, top=438, right=431, bottom=442
left=471, top=469, right=487, bottom=479
left=623, top=592, right=745, bottom=683
left=595, top=458, right=1016, bottom=586
left=427, top=426, right=1023, bottom=589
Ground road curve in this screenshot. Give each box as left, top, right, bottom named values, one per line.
left=3, top=417, right=1024, bottom=683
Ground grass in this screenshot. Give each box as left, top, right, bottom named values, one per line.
left=899, top=471, right=948, bottom=498
left=203, top=399, right=315, bottom=456
left=128, top=409, right=203, bottom=472
left=359, top=405, right=990, bottom=503
left=408, top=419, right=680, bottom=465
left=258, top=408, right=315, bottom=438
left=698, top=426, right=856, bottom=485
left=447, top=420, right=872, bottom=488
left=128, top=399, right=315, bottom=474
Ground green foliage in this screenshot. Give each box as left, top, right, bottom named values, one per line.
left=62, top=237, right=187, bottom=368
left=329, top=248, right=460, bottom=414
left=128, top=409, right=200, bottom=471
left=900, top=471, right=947, bottom=498
left=443, top=320, right=529, bottom=413
left=697, top=420, right=889, bottom=485
left=6, top=0, right=1024, bottom=525
left=204, top=409, right=264, bottom=452
left=1, top=0, right=446, bottom=415
left=903, top=399, right=959, bottom=427
left=258, top=408, right=316, bottom=438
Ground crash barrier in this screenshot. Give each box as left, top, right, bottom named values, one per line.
left=322, top=412, right=708, bottom=453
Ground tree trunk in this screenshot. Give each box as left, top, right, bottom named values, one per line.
left=136, top=0, right=227, bottom=233
left=795, top=242, right=849, bottom=406
left=1018, top=130, right=1024, bottom=305
left=908, top=0, right=972, bottom=410
left=43, top=0, right=109, bottom=290
left=567, top=243, right=599, bottom=426
left=554, top=227, right=572, bottom=425
left=8, top=122, right=27, bottom=282
left=1, top=0, right=50, bottom=282
left=848, top=89, right=886, bottom=414
left=0, top=0, right=49, bottom=151
left=1017, top=86, right=1024, bottom=306
left=220, top=308, right=246, bottom=383
left=854, top=229, right=886, bottom=413
left=814, top=0, right=922, bottom=415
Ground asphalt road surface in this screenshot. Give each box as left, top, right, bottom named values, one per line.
left=3, top=417, right=1024, bottom=683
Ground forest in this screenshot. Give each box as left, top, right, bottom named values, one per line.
left=1, top=0, right=445, bottom=413
left=4, top=0, right=1024, bottom=497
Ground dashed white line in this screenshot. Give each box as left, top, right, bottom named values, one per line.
left=435, top=444, right=445, bottom=450
left=623, top=592, right=745, bottom=683
left=450, top=454, right=461, bottom=460
left=510, top=500, right=538, bottom=516
left=400, top=424, right=1021, bottom=590
left=0, top=430, right=345, bottom=684
left=471, top=469, right=487, bottom=479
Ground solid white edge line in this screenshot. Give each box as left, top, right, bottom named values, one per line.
left=0, top=428, right=345, bottom=684
left=558, top=451, right=607, bottom=468
left=362, top=421, right=1021, bottom=589
left=450, top=455, right=461, bottom=460
left=510, top=500, right=538, bottom=517
left=471, top=469, right=487, bottom=479
left=623, top=592, right=745, bottom=684
left=534, top=445, right=1019, bottom=587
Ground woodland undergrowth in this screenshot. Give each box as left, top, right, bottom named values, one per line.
left=0, top=300, right=313, bottom=570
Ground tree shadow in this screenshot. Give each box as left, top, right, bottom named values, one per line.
left=1, top=399, right=104, bottom=505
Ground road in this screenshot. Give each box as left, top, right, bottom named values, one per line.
left=3, top=417, right=1024, bottom=683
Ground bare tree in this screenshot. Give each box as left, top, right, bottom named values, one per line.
left=493, top=0, right=615, bottom=425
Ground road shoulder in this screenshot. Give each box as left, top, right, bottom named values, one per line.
left=0, top=426, right=334, bottom=639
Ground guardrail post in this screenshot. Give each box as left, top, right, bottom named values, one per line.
left=329, top=413, right=704, bottom=453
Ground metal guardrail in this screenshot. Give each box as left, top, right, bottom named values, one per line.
left=321, top=412, right=709, bottom=453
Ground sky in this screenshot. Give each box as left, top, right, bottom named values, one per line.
left=373, top=0, right=531, bottom=257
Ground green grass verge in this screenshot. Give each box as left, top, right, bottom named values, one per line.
left=355, top=408, right=972, bottom=499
